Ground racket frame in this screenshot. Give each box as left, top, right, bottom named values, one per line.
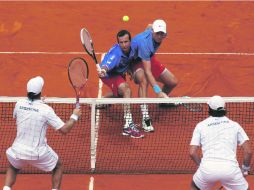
left=68, top=57, right=89, bottom=108
left=80, top=28, right=101, bottom=72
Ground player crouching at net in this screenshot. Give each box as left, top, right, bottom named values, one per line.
left=130, top=19, right=178, bottom=106
left=3, top=76, right=81, bottom=190
left=98, top=30, right=153, bottom=138
left=189, top=95, right=252, bottom=190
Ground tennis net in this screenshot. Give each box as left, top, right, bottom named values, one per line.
left=0, top=97, right=253, bottom=174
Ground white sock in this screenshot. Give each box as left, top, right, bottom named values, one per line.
left=140, top=104, right=150, bottom=120
left=123, top=104, right=133, bottom=127
left=3, top=186, right=11, bottom=190
left=52, top=189, right=57, bottom=190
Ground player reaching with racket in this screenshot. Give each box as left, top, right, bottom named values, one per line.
left=131, top=19, right=178, bottom=102
left=3, top=76, right=81, bottom=190
left=98, top=30, right=155, bottom=138
left=189, top=95, right=252, bottom=190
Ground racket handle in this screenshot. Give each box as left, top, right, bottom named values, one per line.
left=76, top=102, right=80, bottom=109
left=96, top=64, right=101, bottom=72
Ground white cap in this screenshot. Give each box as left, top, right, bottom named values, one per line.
left=207, top=95, right=225, bottom=110
left=152, top=19, right=167, bottom=34
left=27, top=76, right=44, bottom=94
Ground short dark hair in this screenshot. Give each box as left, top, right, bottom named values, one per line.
left=116, top=30, right=131, bottom=43
left=27, top=92, right=41, bottom=101
left=208, top=107, right=227, bottom=117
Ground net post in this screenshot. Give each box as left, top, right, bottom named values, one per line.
left=90, top=100, right=96, bottom=172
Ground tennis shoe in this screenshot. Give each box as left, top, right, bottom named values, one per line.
left=158, top=103, right=178, bottom=108
left=142, top=118, right=154, bottom=132
left=122, top=123, right=144, bottom=138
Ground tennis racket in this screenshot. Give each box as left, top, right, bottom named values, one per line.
left=80, top=28, right=101, bottom=72
left=180, top=96, right=203, bottom=112
left=68, top=57, right=89, bottom=108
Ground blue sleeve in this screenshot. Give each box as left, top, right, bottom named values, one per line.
left=138, top=42, right=151, bottom=61
left=99, top=46, right=121, bottom=72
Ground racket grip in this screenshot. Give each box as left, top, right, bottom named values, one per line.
left=96, top=64, right=101, bottom=72
left=76, top=102, right=80, bottom=108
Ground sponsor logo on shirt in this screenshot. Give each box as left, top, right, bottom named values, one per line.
left=208, top=120, right=229, bottom=126
left=19, top=106, right=39, bottom=112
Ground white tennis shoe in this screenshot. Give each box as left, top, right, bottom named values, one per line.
left=142, top=118, right=154, bottom=132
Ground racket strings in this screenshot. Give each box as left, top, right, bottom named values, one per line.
left=81, top=30, right=94, bottom=54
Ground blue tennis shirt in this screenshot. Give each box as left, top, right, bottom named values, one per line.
left=100, top=43, right=138, bottom=77
left=132, top=28, right=161, bottom=61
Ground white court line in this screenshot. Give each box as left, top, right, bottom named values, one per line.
left=89, top=176, right=94, bottom=190
left=1, top=51, right=254, bottom=55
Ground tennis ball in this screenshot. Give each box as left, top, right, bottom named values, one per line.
left=122, top=15, right=129, bottom=22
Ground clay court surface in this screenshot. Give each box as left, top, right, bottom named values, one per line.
left=0, top=1, right=254, bottom=189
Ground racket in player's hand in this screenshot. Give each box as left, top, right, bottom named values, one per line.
left=68, top=57, right=89, bottom=108
left=80, top=28, right=101, bottom=72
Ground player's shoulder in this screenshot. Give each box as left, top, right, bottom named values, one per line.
left=107, top=44, right=122, bottom=57
left=196, top=117, right=213, bottom=127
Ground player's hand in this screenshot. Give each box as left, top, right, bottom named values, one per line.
left=242, top=165, right=250, bottom=176
left=157, top=91, right=169, bottom=98
left=73, top=108, right=82, bottom=117
left=98, top=68, right=107, bottom=78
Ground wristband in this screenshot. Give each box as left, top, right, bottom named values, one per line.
left=153, top=85, right=162, bottom=94
left=70, top=114, right=79, bottom=121
left=242, top=164, right=251, bottom=172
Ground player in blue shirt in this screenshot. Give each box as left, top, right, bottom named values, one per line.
left=98, top=30, right=146, bottom=138
left=131, top=19, right=178, bottom=99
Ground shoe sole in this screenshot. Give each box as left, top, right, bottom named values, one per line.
left=122, top=132, right=131, bottom=136
left=143, top=129, right=155, bottom=132
left=130, top=134, right=144, bottom=138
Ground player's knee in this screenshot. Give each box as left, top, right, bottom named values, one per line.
left=53, top=160, right=63, bottom=172
left=118, top=83, right=131, bottom=98
left=9, top=164, right=19, bottom=173
left=190, top=180, right=200, bottom=190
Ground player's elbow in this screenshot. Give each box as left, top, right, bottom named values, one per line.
left=59, top=125, right=70, bottom=135
left=189, top=146, right=198, bottom=159
left=243, top=141, right=253, bottom=156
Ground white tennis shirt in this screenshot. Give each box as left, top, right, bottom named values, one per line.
left=190, top=116, right=249, bottom=165
left=11, top=99, right=65, bottom=160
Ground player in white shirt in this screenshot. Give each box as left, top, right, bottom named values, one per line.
left=3, top=76, right=81, bottom=190
left=189, top=95, right=252, bottom=190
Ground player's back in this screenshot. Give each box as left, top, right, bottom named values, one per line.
left=12, top=99, right=58, bottom=153
left=196, top=116, right=247, bottom=165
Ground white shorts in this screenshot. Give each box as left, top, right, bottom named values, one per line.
left=193, top=160, right=248, bottom=190
left=6, top=146, right=58, bottom=172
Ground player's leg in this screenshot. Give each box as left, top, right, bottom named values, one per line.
left=52, top=160, right=63, bottom=190
left=189, top=180, right=201, bottom=190
left=108, top=74, right=144, bottom=138
left=131, top=62, right=154, bottom=132
left=118, top=81, right=131, bottom=98
left=4, top=147, right=24, bottom=190
left=221, top=166, right=249, bottom=190
left=150, top=56, right=178, bottom=95
left=158, top=69, right=178, bottom=95
left=134, top=69, right=148, bottom=98
left=29, top=146, right=61, bottom=190
left=3, top=165, right=20, bottom=190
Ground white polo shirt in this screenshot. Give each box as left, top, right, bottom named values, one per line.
left=190, top=116, right=249, bottom=166
left=11, top=99, right=65, bottom=160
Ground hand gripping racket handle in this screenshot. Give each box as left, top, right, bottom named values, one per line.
left=96, top=64, right=101, bottom=72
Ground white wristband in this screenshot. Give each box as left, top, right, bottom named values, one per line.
left=70, top=114, right=78, bottom=121
left=242, top=164, right=251, bottom=171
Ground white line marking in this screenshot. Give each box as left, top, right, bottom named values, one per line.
left=0, top=52, right=254, bottom=56
left=89, top=176, right=94, bottom=190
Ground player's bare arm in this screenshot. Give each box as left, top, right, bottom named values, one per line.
left=142, top=59, right=168, bottom=98
left=242, top=140, right=252, bottom=175
left=59, top=108, right=82, bottom=134
left=189, top=145, right=201, bottom=166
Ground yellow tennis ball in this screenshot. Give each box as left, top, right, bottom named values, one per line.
left=122, top=15, right=129, bottom=22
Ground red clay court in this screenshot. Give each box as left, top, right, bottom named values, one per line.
left=0, top=1, right=254, bottom=190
